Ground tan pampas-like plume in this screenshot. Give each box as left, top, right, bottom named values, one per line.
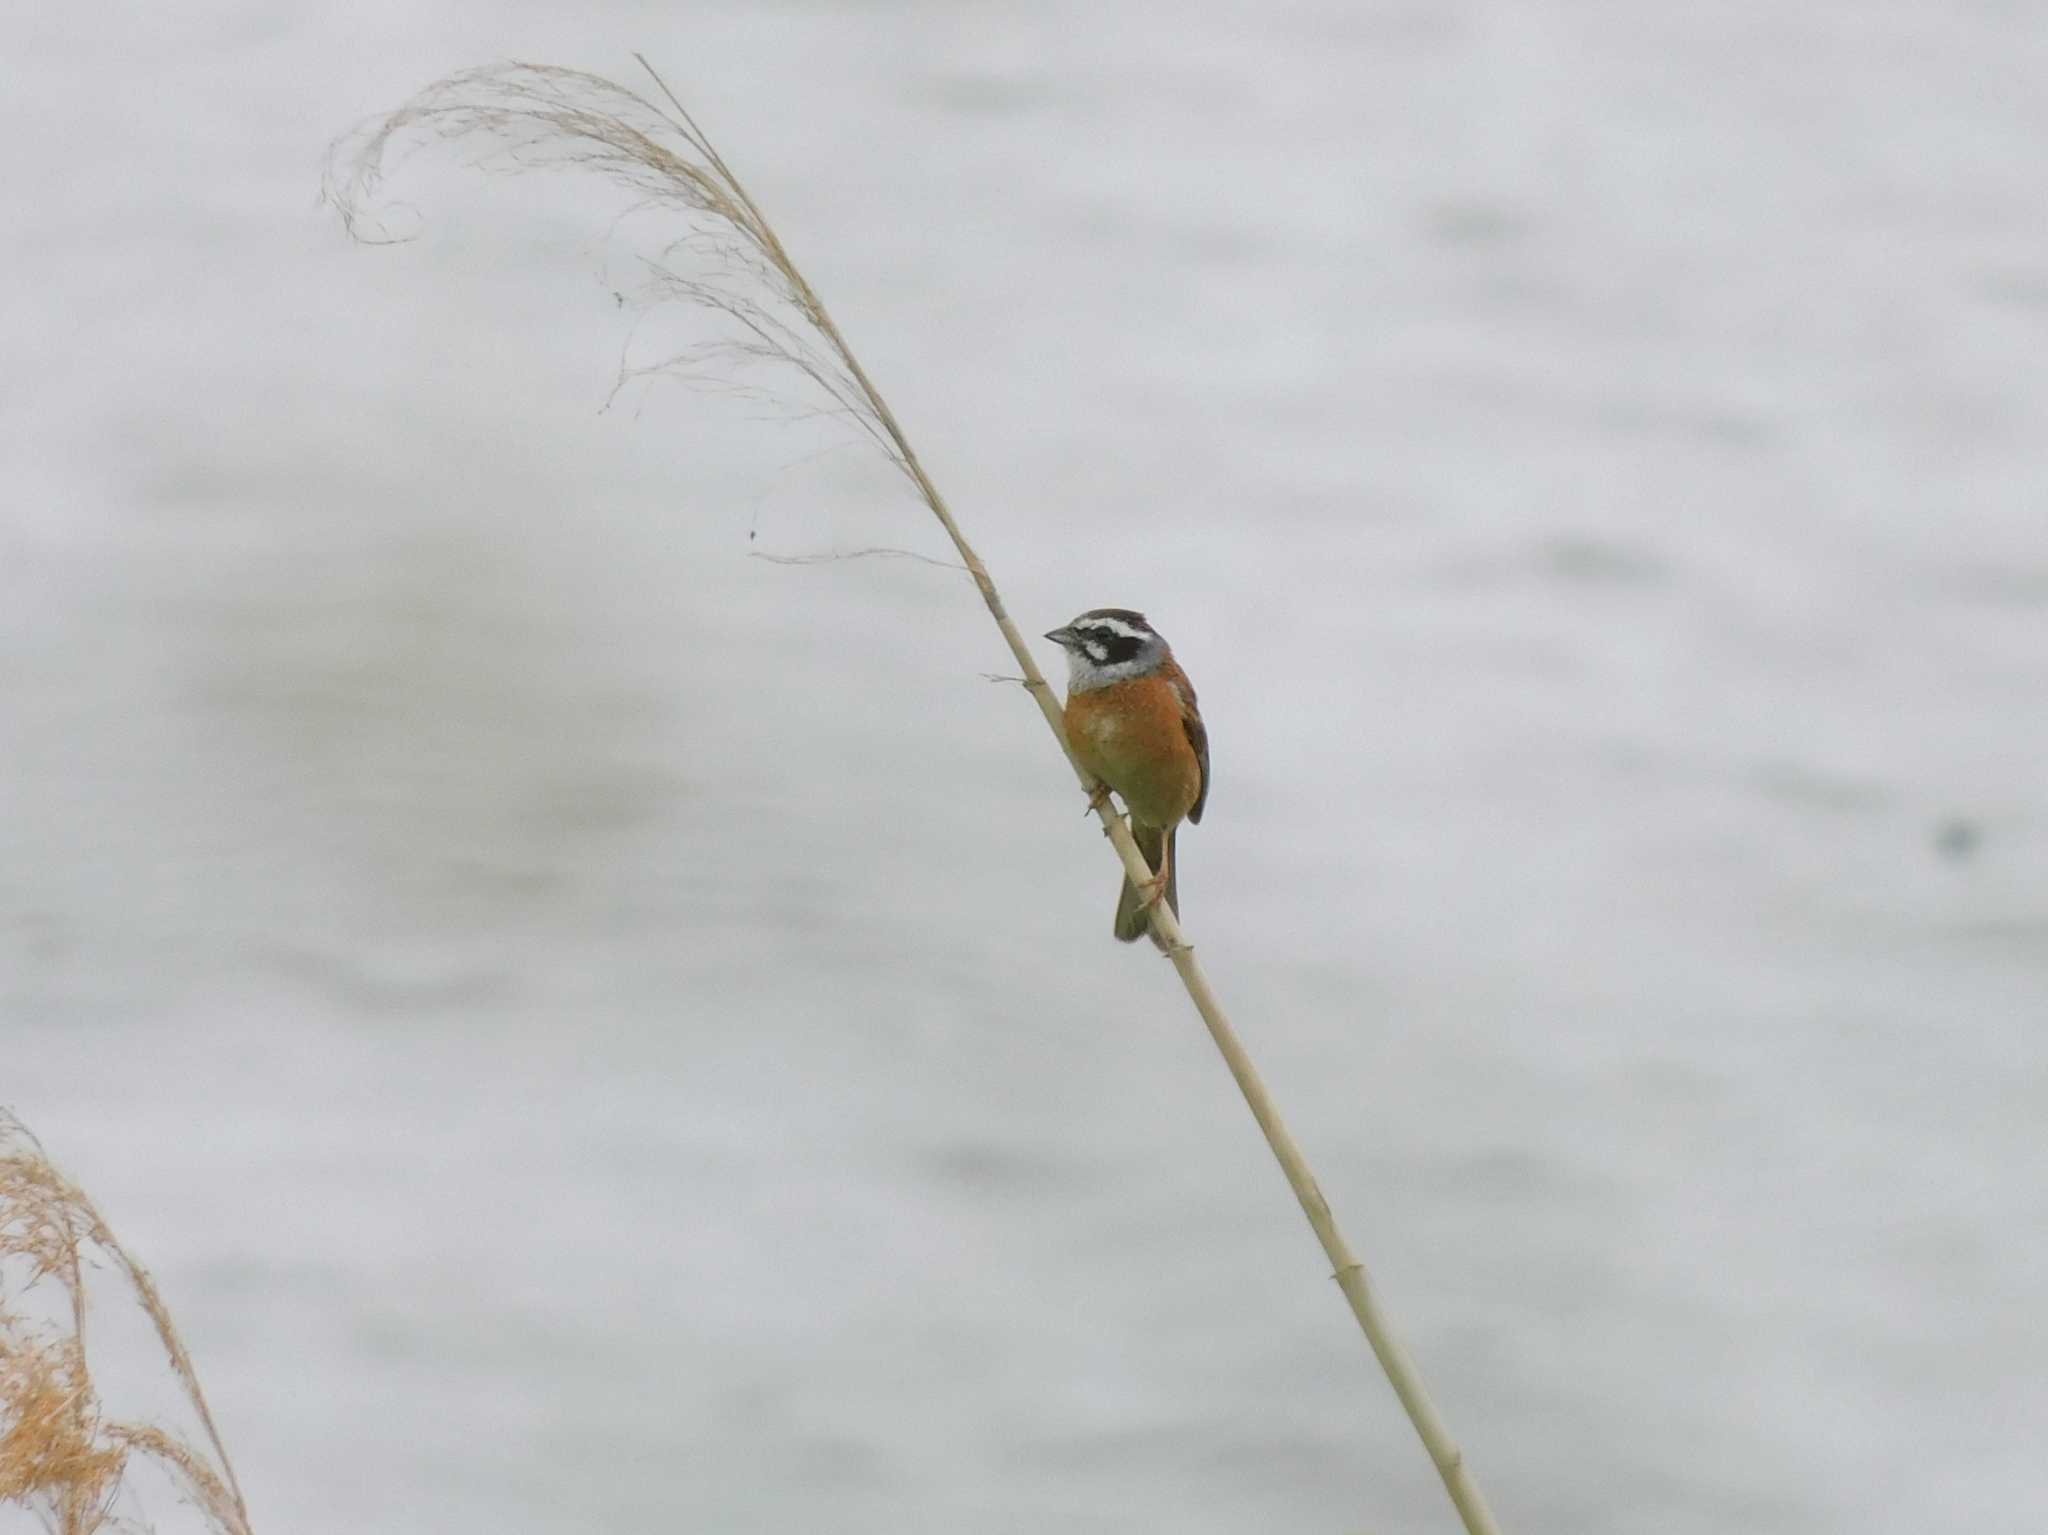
left=0, top=1113, right=253, bottom=1535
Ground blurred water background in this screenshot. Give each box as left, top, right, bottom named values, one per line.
left=5, top=3, right=2046, bottom=1531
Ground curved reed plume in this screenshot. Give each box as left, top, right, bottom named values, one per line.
left=0, top=1113, right=253, bottom=1535
left=328, top=60, right=1506, bottom=1535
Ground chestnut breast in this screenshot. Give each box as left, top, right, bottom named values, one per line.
left=1064, top=675, right=1203, bottom=830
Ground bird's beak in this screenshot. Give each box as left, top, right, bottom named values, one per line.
left=1043, top=626, right=1076, bottom=647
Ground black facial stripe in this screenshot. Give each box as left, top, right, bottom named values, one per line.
left=1078, top=626, right=1144, bottom=664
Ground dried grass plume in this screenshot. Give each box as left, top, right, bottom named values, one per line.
left=326, top=60, right=903, bottom=472
left=0, top=1113, right=251, bottom=1535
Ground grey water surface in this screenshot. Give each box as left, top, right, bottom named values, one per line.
left=5, top=3, right=2046, bottom=1532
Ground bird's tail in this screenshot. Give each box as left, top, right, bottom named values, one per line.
left=1114, top=823, right=1177, bottom=944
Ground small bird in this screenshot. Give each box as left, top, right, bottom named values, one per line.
left=1043, top=609, right=1209, bottom=943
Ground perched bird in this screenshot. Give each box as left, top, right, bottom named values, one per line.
left=1043, top=608, right=1209, bottom=943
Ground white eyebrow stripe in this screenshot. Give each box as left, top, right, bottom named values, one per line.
left=1080, top=616, right=1143, bottom=641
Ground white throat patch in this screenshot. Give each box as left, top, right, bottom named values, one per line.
left=1065, top=651, right=1155, bottom=692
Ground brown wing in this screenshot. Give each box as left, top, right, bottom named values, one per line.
left=1175, top=673, right=1210, bottom=825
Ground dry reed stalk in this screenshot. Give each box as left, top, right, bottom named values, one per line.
left=0, top=1113, right=253, bottom=1535
left=327, top=59, right=1506, bottom=1535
